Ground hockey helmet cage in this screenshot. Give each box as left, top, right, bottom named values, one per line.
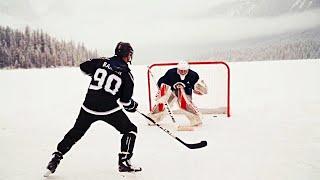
left=177, top=60, right=190, bottom=70
left=115, top=42, right=133, bottom=58
left=177, top=60, right=190, bottom=76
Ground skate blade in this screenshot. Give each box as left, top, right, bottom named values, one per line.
left=119, top=170, right=142, bottom=178
left=43, top=170, right=52, bottom=177
left=119, top=171, right=135, bottom=178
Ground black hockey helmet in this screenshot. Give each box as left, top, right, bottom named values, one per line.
left=115, top=42, right=133, bottom=58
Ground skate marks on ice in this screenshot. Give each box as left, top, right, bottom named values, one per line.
left=42, top=168, right=146, bottom=180
left=42, top=174, right=64, bottom=180
left=42, top=174, right=144, bottom=180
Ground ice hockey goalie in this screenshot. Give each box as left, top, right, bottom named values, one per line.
left=148, top=61, right=208, bottom=130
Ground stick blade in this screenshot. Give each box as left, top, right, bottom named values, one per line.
left=176, top=137, right=207, bottom=149
left=186, top=141, right=207, bottom=149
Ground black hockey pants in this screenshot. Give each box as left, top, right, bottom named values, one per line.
left=57, top=108, right=137, bottom=155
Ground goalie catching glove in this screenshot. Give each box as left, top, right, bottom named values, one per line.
left=122, top=99, right=138, bottom=112
left=193, top=79, right=208, bottom=95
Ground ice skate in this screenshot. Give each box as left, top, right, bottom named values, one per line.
left=118, top=153, right=142, bottom=172
left=44, top=151, right=63, bottom=177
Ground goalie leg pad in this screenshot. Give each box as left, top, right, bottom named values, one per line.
left=184, top=111, right=202, bottom=127
left=149, top=92, right=177, bottom=124
left=176, top=88, right=200, bottom=114
left=177, top=125, right=194, bottom=131
left=176, top=88, right=189, bottom=110
left=151, top=92, right=176, bottom=114
left=176, top=88, right=202, bottom=126
left=147, top=111, right=166, bottom=124
left=154, top=84, right=173, bottom=111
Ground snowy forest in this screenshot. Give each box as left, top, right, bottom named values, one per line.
left=1, top=25, right=319, bottom=69
left=0, top=26, right=98, bottom=69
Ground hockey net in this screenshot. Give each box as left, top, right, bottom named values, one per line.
left=147, top=61, right=230, bottom=117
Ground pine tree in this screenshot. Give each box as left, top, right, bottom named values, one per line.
left=0, top=25, right=98, bottom=69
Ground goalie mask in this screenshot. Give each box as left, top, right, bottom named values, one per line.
left=177, top=60, right=190, bottom=78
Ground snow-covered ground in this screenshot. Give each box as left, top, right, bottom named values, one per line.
left=0, top=59, right=320, bottom=180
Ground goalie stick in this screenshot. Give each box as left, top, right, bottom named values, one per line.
left=137, top=110, right=207, bottom=149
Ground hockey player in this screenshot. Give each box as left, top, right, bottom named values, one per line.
left=148, top=60, right=208, bottom=129
left=44, top=42, right=141, bottom=177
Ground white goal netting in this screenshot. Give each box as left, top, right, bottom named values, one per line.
left=147, top=61, right=230, bottom=117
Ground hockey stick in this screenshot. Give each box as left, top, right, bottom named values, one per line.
left=137, top=110, right=207, bottom=149
left=148, top=67, right=177, bottom=123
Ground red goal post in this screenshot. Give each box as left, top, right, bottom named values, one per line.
left=147, top=61, right=231, bottom=117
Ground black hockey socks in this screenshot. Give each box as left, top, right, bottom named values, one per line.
left=119, top=132, right=141, bottom=172
left=121, top=132, right=136, bottom=154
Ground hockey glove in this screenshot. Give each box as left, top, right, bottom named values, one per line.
left=123, top=99, right=138, bottom=113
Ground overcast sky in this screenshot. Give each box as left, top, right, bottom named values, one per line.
left=0, top=0, right=320, bottom=64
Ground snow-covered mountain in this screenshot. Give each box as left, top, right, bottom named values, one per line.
left=207, top=0, right=320, bottom=17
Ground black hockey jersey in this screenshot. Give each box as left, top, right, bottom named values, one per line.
left=157, top=68, right=199, bottom=96
left=80, top=56, right=134, bottom=115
